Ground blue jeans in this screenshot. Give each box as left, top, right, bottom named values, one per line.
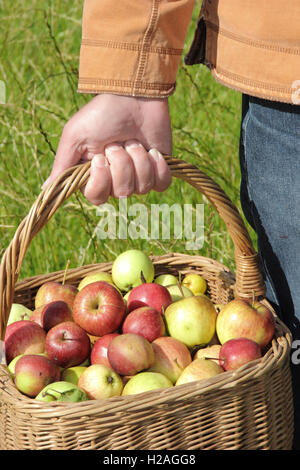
left=239, top=95, right=300, bottom=448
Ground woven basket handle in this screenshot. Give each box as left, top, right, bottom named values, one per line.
left=0, top=157, right=266, bottom=340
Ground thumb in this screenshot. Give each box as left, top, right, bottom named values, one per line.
left=42, top=127, right=81, bottom=189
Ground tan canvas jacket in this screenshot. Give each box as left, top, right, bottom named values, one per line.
left=78, top=0, right=300, bottom=104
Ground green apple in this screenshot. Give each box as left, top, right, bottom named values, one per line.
left=7, top=354, right=23, bottom=378
left=175, top=358, right=223, bottom=386
left=78, top=272, right=114, bottom=291
left=182, top=273, right=207, bottom=295
left=154, top=274, right=178, bottom=287
left=166, top=284, right=193, bottom=302
left=35, top=381, right=88, bottom=402
left=78, top=364, right=123, bottom=400
left=164, top=295, right=217, bottom=348
left=122, top=371, right=173, bottom=396
left=111, top=249, right=155, bottom=291
left=61, top=366, right=87, bottom=385
left=7, top=303, right=33, bottom=325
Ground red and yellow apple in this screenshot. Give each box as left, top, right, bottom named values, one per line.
left=107, top=333, right=155, bottom=376
left=216, top=299, right=275, bottom=349
left=148, top=336, right=192, bottom=384
left=122, top=306, right=166, bottom=342
left=35, top=281, right=78, bottom=310
left=45, top=321, right=90, bottom=368
left=72, top=281, right=126, bottom=337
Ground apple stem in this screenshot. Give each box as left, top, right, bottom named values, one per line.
left=176, top=280, right=185, bottom=298
left=140, top=271, right=147, bottom=284
left=204, top=356, right=223, bottom=363
left=62, top=260, right=70, bottom=286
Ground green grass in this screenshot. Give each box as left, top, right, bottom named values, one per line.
left=0, top=0, right=256, bottom=281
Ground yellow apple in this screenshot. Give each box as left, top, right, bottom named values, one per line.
left=78, top=272, right=114, bottom=291
left=166, top=284, right=193, bottom=302
left=164, top=295, right=217, bottom=348
left=175, top=358, right=223, bottom=386
left=122, top=371, right=173, bottom=396
left=194, top=344, right=222, bottom=366
left=182, top=273, right=207, bottom=295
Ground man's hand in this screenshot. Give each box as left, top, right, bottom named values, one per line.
left=43, top=94, right=173, bottom=205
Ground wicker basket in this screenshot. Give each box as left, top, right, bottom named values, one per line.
left=0, top=157, right=294, bottom=450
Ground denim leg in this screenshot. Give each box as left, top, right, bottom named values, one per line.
left=239, top=94, right=300, bottom=448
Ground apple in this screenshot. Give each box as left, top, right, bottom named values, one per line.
left=61, top=366, right=88, bottom=385
left=219, top=338, right=262, bottom=371
left=122, top=306, right=166, bottom=342
left=194, top=344, right=222, bottom=366
left=35, top=381, right=88, bottom=402
left=90, top=333, right=120, bottom=368
left=122, top=371, right=173, bottom=396
left=166, top=284, right=193, bottom=302
left=107, top=333, right=155, bottom=376
left=14, top=354, right=61, bottom=397
left=35, top=281, right=78, bottom=310
left=175, top=358, right=224, bottom=386
left=164, top=295, right=217, bottom=348
left=45, top=321, right=90, bottom=368
left=155, top=274, right=178, bottom=287
left=30, top=300, right=73, bottom=331
left=78, top=364, right=123, bottom=400
left=7, top=352, right=47, bottom=378
left=111, top=249, right=155, bottom=291
left=4, top=320, right=46, bottom=364
left=78, top=272, right=114, bottom=291
left=29, top=307, right=44, bottom=327
left=7, top=354, right=24, bottom=378
left=148, top=336, right=192, bottom=384
left=72, top=281, right=126, bottom=337
left=126, top=283, right=172, bottom=315
left=7, top=303, right=33, bottom=325
left=182, top=273, right=207, bottom=295
left=216, top=299, right=275, bottom=349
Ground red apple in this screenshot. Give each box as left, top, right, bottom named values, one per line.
left=31, top=300, right=73, bottom=331
left=14, top=354, right=61, bottom=397
left=219, top=338, right=262, bottom=371
left=126, top=283, right=172, bottom=315
left=90, top=332, right=120, bottom=368
left=72, top=281, right=126, bottom=337
left=4, top=320, right=46, bottom=364
left=107, top=333, right=155, bottom=376
left=29, top=307, right=44, bottom=327
left=35, top=281, right=78, bottom=310
left=216, top=299, right=275, bottom=349
left=148, top=336, right=192, bottom=384
left=45, top=321, right=90, bottom=368
left=122, top=306, right=166, bottom=342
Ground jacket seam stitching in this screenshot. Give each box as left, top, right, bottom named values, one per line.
left=81, top=39, right=182, bottom=56
left=206, top=20, right=300, bottom=56
left=78, top=77, right=174, bottom=91
left=215, top=67, right=294, bottom=93
left=132, top=0, right=160, bottom=95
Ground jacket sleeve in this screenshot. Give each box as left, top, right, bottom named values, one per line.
left=78, top=0, right=196, bottom=98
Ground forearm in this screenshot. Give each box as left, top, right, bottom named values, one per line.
left=78, top=0, right=196, bottom=98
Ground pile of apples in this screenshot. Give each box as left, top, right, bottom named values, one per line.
left=3, top=249, right=276, bottom=403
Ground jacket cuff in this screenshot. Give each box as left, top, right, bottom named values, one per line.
left=77, top=0, right=196, bottom=98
